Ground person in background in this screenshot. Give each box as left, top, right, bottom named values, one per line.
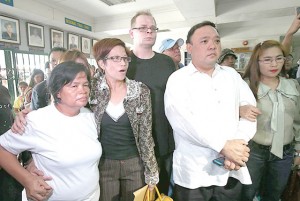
left=23, top=69, right=44, bottom=109
left=90, top=64, right=96, bottom=77
left=296, top=59, right=300, bottom=78
left=30, top=47, right=66, bottom=110
left=164, top=21, right=257, bottom=201
left=90, top=38, right=159, bottom=201
left=241, top=40, right=300, bottom=201
left=0, top=84, right=24, bottom=201
left=2, top=22, right=17, bottom=41
left=159, top=38, right=184, bottom=70
left=159, top=38, right=185, bottom=197
left=13, top=81, right=28, bottom=113
left=284, top=54, right=298, bottom=79
left=127, top=10, right=176, bottom=194
left=59, top=49, right=90, bottom=69
left=0, top=62, right=102, bottom=201
left=44, top=61, right=50, bottom=78
left=217, top=48, right=238, bottom=68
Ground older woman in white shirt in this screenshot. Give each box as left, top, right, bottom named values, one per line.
left=0, top=61, right=102, bottom=201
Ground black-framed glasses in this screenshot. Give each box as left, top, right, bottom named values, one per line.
left=258, top=56, right=286, bottom=64
left=131, top=26, right=159, bottom=32
left=104, top=56, right=131, bottom=63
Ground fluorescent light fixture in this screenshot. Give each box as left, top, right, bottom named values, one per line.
left=100, top=0, right=135, bottom=6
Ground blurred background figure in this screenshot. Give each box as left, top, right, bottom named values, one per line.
left=13, top=81, right=28, bottom=113
left=217, top=48, right=238, bottom=68
left=159, top=38, right=184, bottom=70
left=23, top=69, right=44, bottom=109
left=0, top=84, right=23, bottom=201
left=59, top=49, right=90, bottom=69
left=296, top=59, right=300, bottom=78
left=44, top=61, right=50, bottom=78
left=284, top=54, right=298, bottom=78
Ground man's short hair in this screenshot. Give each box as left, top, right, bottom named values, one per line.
left=186, top=21, right=218, bottom=44
left=130, top=10, right=156, bottom=28
left=18, top=81, right=28, bottom=87
left=49, top=47, right=67, bottom=57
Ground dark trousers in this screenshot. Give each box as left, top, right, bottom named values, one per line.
left=174, top=177, right=242, bottom=201
left=99, top=157, right=144, bottom=201
left=242, top=141, right=293, bottom=201
left=0, top=170, right=23, bottom=201
left=157, top=153, right=173, bottom=195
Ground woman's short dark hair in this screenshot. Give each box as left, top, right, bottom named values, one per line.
left=29, top=69, right=44, bottom=88
left=47, top=61, right=91, bottom=104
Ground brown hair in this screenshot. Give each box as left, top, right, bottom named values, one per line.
left=92, top=38, right=130, bottom=67
left=59, top=49, right=89, bottom=68
left=243, top=40, right=287, bottom=99
left=130, top=10, right=156, bottom=28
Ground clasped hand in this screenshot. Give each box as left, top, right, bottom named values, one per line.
left=221, top=139, right=250, bottom=171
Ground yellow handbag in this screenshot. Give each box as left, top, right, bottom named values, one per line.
left=144, top=186, right=173, bottom=201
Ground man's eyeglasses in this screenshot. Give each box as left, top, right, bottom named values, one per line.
left=131, top=26, right=159, bottom=32
left=104, top=56, right=131, bottom=63
left=258, top=56, right=286, bottom=64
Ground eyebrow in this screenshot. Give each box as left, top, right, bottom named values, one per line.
left=262, top=54, right=283, bottom=58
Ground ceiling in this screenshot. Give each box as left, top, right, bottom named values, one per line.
left=1, top=0, right=300, bottom=51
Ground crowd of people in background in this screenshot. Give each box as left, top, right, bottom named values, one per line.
left=0, top=9, right=300, bottom=201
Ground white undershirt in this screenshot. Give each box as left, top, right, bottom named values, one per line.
left=106, top=101, right=125, bottom=122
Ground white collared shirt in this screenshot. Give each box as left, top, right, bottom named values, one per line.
left=164, top=63, right=257, bottom=189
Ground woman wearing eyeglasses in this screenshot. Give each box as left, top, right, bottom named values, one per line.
left=90, top=38, right=159, bottom=201
left=241, top=40, right=300, bottom=201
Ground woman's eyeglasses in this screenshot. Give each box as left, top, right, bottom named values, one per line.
left=104, top=56, right=131, bottom=63
left=258, top=56, right=285, bottom=64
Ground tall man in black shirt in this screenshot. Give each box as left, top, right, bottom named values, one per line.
left=127, top=10, right=176, bottom=194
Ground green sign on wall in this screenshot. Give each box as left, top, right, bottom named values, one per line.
left=0, top=0, right=14, bottom=6
left=65, top=18, right=92, bottom=31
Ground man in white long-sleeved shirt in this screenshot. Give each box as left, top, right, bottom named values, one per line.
left=164, top=21, right=257, bottom=201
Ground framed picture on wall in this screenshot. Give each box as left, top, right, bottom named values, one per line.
left=0, top=15, right=20, bottom=44
left=50, top=28, right=64, bottom=48
left=68, top=33, right=79, bottom=50
left=27, top=23, right=44, bottom=48
left=81, top=37, right=90, bottom=54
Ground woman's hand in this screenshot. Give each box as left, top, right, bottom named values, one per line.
left=26, top=160, right=52, bottom=181
left=11, top=108, right=31, bottom=134
left=24, top=174, right=53, bottom=201
left=148, top=184, right=155, bottom=191
left=239, top=105, right=261, bottom=122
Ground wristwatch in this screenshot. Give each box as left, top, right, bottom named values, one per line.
left=294, top=152, right=300, bottom=157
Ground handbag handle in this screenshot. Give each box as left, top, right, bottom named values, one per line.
left=154, top=186, right=163, bottom=200
left=144, top=186, right=162, bottom=201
